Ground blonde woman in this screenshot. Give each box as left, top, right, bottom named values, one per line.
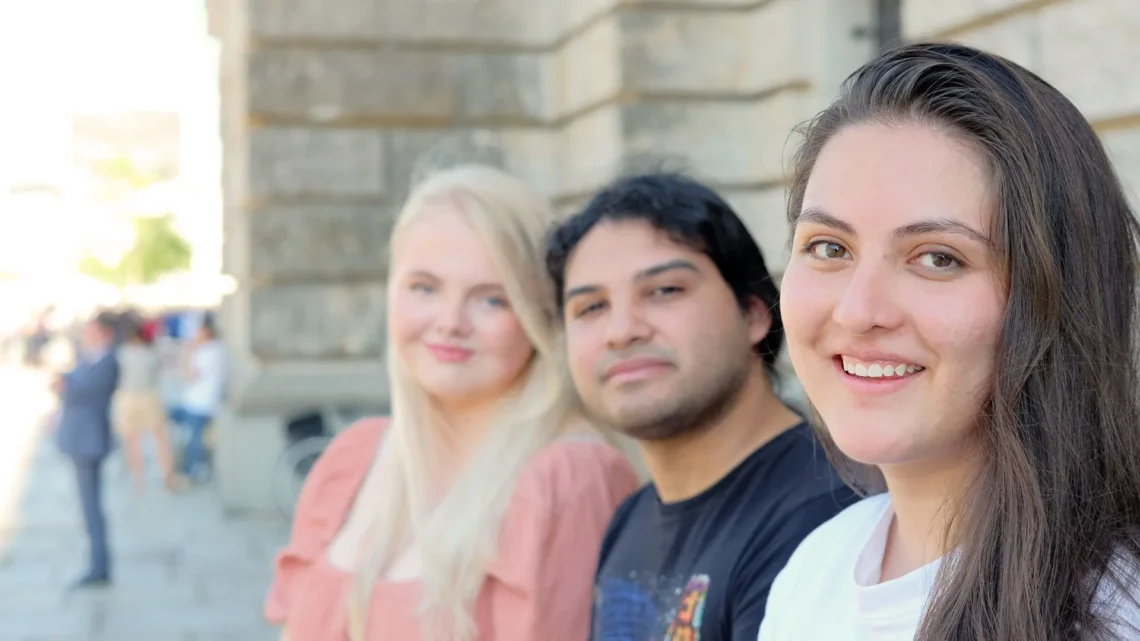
left=264, top=165, right=641, bottom=641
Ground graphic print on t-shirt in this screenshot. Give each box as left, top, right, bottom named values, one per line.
left=593, top=571, right=711, bottom=641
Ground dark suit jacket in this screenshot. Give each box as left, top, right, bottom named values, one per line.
left=56, top=351, right=120, bottom=460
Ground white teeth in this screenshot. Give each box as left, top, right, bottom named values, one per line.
left=841, top=356, right=924, bottom=379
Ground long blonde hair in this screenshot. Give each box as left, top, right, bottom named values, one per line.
left=348, top=165, right=573, bottom=640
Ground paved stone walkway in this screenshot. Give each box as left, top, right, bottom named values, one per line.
left=0, top=365, right=289, bottom=641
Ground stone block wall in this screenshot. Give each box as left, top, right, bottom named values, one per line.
left=905, top=0, right=1140, bottom=208
left=207, top=0, right=1139, bottom=512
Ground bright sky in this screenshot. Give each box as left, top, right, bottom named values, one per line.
left=0, top=0, right=222, bottom=294
left=0, top=0, right=214, bottom=183
left=3, top=0, right=206, bottom=109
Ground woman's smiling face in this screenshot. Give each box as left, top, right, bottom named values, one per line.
left=780, top=122, right=1007, bottom=471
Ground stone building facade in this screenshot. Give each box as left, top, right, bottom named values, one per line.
left=206, top=0, right=1140, bottom=513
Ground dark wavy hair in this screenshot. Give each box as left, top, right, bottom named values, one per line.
left=546, top=172, right=784, bottom=370
left=787, top=43, right=1140, bottom=640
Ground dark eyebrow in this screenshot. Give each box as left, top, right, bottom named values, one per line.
left=798, top=207, right=991, bottom=245
left=636, top=259, right=700, bottom=280
left=797, top=207, right=857, bottom=236
left=563, top=284, right=600, bottom=303
left=894, top=218, right=991, bottom=246
left=563, top=259, right=701, bottom=303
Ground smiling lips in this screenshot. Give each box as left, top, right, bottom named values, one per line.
left=426, top=343, right=474, bottom=363
left=839, top=355, right=925, bottom=379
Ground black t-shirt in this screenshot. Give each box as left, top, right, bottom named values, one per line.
left=590, top=422, right=859, bottom=641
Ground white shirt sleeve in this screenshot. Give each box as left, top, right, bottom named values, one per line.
left=757, top=549, right=798, bottom=641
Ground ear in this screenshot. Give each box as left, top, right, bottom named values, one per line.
left=744, top=295, right=772, bottom=347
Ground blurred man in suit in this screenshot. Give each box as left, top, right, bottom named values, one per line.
left=54, top=311, right=120, bottom=588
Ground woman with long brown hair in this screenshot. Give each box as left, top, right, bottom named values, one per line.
left=759, top=43, right=1140, bottom=640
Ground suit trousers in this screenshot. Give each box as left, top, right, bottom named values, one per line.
left=72, top=457, right=110, bottom=578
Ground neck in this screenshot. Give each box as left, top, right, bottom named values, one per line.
left=878, top=444, right=981, bottom=581
left=639, top=362, right=801, bottom=503
left=433, top=394, right=503, bottom=473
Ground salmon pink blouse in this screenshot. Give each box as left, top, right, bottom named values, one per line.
left=264, top=418, right=640, bottom=640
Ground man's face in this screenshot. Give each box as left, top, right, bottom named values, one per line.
left=561, top=220, right=771, bottom=440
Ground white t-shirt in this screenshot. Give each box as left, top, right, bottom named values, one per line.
left=758, top=493, right=1140, bottom=641
left=182, top=340, right=227, bottom=415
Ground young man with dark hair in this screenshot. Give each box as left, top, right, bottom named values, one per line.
left=547, top=173, right=858, bottom=640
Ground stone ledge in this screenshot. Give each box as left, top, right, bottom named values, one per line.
left=247, top=203, right=396, bottom=281
left=229, top=359, right=391, bottom=413
left=902, top=0, right=1041, bottom=40
left=247, top=0, right=558, bottom=47
left=555, top=17, right=622, bottom=118
left=249, top=283, right=387, bottom=359
left=248, top=0, right=381, bottom=40
left=620, top=90, right=808, bottom=185
left=249, top=127, right=385, bottom=198
left=248, top=48, right=551, bottom=124
left=618, top=1, right=802, bottom=95
left=933, top=0, right=1140, bottom=124
left=557, top=105, right=625, bottom=197
left=1037, top=0, right=1140, bottom=123
left=381, top=127, right=564, bottom=199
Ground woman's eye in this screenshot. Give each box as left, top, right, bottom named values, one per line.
left=916, top=252, right=961, bottom=270
left=808, top=241, right=849, bottom=260
left=483, top=296, right=508, bottom=308
left=410, top=283, right=434, bottom=293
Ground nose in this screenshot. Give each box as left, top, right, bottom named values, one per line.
left=603, top=300, right=651, bottom=351
left=435, top=295, right=473, bottom=337
left=832, top=258, right=905, bottom=335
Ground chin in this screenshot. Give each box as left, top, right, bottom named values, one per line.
left=419, top=376, right=481, bottom=400
left=817, top=413, right=924, bottom=466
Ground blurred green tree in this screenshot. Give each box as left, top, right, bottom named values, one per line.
left=77, top=154, right=194, bottom=289
left=79, top=213, right=193, bottom=288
